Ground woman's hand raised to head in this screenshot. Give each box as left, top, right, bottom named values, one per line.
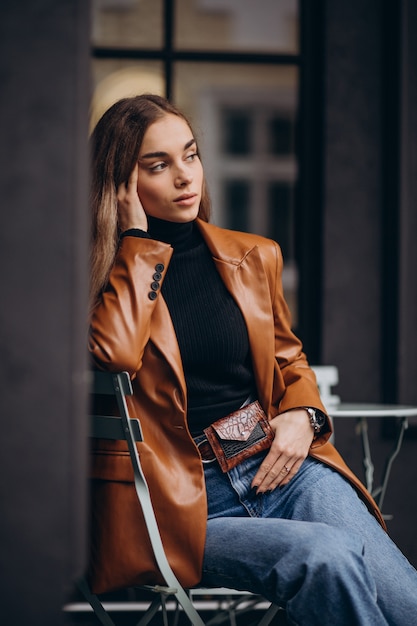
left=117, top=163, right=148, bottom=232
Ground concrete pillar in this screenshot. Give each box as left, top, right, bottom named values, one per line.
left=0, top=1, right=90, bottom=623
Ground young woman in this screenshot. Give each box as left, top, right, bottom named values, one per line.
left=88, top=94, right=417, bottom=624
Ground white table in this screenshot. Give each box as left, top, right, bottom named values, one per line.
left=329, top=403, right=417, bottom=515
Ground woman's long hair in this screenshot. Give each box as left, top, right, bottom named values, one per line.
left=90, top=94, right=211, bottom=306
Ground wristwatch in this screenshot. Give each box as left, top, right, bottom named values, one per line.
left=305, top=407, right=326, bottom=433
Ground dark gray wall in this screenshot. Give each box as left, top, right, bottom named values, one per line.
left=322, top=0, right=417, bottom=566
left=384, top=0, right=417, bottom=566
left=0, top=1, right=90, bottom=624
left=323, top=0, right=417, bottom=405
left=322, top=0, right=383, bottom=401
left=398, top=0, right=417, bottom=406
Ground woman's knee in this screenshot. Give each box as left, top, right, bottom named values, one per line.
left=203, top=517, right=366, bottom=587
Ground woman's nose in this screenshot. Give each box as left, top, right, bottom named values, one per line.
left=174, top=164, right=193, bottom=187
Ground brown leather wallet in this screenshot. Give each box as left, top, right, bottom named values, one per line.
left=203, top=401, right=274, bottom=472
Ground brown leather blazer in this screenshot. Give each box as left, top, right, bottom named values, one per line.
left=88, top=219, right=384, bottom=595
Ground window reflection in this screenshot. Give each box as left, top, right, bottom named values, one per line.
left=92, top=0, right=163, bottom=49
left=90, top=61, right=164, bottom=131
left=224, top=180, right=251, bottom=232
left=268, top=181, right=293, bottom=261
left=268, top=114, right=294, bottom=156
left=175, top=0, right=299, bottom=53
left=222, top=110, right=253, bottom=156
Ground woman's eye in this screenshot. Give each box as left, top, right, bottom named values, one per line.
left=149, top=162, right=166, bottom=172
left=185, top=152, right=198, bottom=162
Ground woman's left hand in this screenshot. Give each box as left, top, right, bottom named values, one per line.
left=251, top=409, right=314, bottom=493
left=117, top=163, right=148, bottom=232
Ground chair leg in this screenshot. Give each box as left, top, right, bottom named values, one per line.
left=134, top=597, right=166, bottom=626
left=257, top=603, right=282, bottom=626
left=204, top=593, right=281, bottom=626
left=173, top=585, right=206, bottom=625
left=161, top=595, right=170, bottom=626
left=77, top=577, right=116, bottom=626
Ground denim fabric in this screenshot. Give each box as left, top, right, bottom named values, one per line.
left=197, top=441, right=417, bottom=625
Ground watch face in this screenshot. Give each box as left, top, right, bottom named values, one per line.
left=316, top=412, right=326, bottom=427
left=316, top=411, right=326, bottom=426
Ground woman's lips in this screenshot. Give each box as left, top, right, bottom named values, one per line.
left=173, top=193, right=198, bottom=206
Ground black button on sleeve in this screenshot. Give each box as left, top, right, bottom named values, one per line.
left=155, top=263, right=165, bottom=273
left=148, top=291, right=158, bottom=301
left=150, top=282, right=160, bottom=291
left=153, top=272, right=162, bottom=281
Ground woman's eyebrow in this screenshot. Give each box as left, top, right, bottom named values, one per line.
left=140, top=138, right=196, bottom=160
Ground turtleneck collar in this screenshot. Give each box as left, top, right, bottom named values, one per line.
left=147, top=216, right=202, bottom=253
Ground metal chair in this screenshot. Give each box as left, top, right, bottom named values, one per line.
left=78, top=370, right=282, bottom=625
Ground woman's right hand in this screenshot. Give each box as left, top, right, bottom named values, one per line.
left=117, top=163, right=148, bottom=232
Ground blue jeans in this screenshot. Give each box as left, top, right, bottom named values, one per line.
left=197, top=441, right=417, bottom=625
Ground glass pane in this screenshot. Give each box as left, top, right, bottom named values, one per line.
left=268, top=114, right=294, bottom=155
left=92, top=0, right=163, bottom=49
left=175, top=62, right=298, bottom=131
left=175, top=0, right=299, bottom=53
left=222, top=110, right=253, bottom=156
left=223, top=180, right=250, bottom=231
left=268, top=180, right=297, bottom=321
left=90, top=59, right=165, bottom=131
left=174, top=62, right=298, bottom=320
left=174, top=62, right=298, bottom=224
left=268, top=182, right=292, bottom=260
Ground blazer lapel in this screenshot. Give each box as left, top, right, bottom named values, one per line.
left=197, top=221, right=275, bottom=414
left=150, top=295, right=187, bottom=400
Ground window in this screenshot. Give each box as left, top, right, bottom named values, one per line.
left=91, top=0, right=300, bottom=322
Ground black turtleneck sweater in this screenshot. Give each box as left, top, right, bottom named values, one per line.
left=143, top=216, right=256, bottom=435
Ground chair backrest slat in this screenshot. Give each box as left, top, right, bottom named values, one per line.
left=91, top=414, right=142, bottom=441
left=90, top=371, right=141, bottom=441
left=93, top=370, right=133, bottom=396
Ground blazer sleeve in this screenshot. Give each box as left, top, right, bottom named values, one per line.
left=266, top=240, right=331, bottom=438
left=89, top=236, right=173, bottom=376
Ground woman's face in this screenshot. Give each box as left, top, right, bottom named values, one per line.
left=137, top=114, right=204, bottom=222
